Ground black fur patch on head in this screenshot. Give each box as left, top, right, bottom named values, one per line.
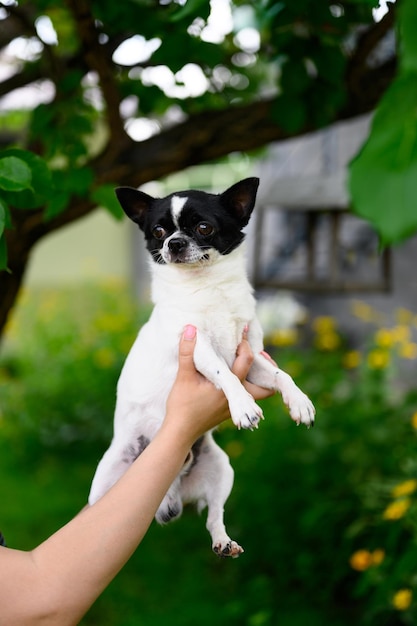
left=114, top=178, right=260, bottom=263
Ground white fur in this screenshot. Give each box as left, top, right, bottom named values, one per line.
left=89, top=243, right=315, bottom=557
left=171, top=195, right=187, bottom=229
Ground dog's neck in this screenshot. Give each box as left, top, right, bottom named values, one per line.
left=149, top=243, right=251, bottom=306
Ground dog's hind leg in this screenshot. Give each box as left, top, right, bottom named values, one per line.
left=180, top=434, right=244, bottom=557
left=206, top=471, right=244, bottom=558
left=155, top=476, right=183, bottom=524
left=88, top=438, right=134, bottom=504
left=89, top=404, right=151, bottom=504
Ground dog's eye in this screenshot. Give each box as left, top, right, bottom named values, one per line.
left=152, top=225, right=167, bottom=240
left=196, top=222, right=214, bottom=237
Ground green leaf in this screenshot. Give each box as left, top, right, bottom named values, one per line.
left=169, top=0, right=210, bottom=23
left=52, top=167, right=94, bottom=195
left=349, top=72, right=417, bottom=245
left=0, top=198, right=5, bottom=236
left=270, top=95, right=306, bottom=133
left=0, top=233, right=7, bottom=270
left=399, top=0, right=417, bottom=73
left=280, top=59, right=310, bottom=95
left=44, top=192, right=71, bottom=221
left=0, top=149, right=52, bottom=209
left=0, top=156, right=32, bottom=192
left=91, top=185, right=124, bottom=221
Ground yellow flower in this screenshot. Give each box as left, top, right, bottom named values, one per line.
left=392, top=479, right=417, bottom=498
left=398, top=342, right=417, bottom=360
left=343, top=350, right=361, bottom=369
left=311, top=316, right=342, bottom=350
left=349, top=549, right=385, bottom=571
left=269, top=328, right=298, bottom=347
left=315, top=331, right=341, bottom=351
left=312, top=316, right=336, bottom=333
left=367, top=349, right=390, bottom=370
left=374, top=328, right=394, bottom=348
left=396, top=308, right=414, bottom=326
left=383, top=498, right=411, bottom=520
left=94, top=347, right=116, bottom=369
left=349, top=550, right=373, bottom=571
left=351, top=300, right=383, bottom=323
left=392, top=325, right=411, bottom=344
left=371, top=549, right=385, bottom=566
left=411, top=412, right=417, bottom=430
left=392, top=589, right=412, bottom=611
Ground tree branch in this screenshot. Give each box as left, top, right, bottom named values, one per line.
left=0, top=4, right=37, bottom=46
left=3, top=8, right=398, bottom=245
left=65, top=0, right=128, bottom=148
left=18, top=49, right=396, bottom=246
left=0, top=63, right=44, bottom=98
left=346, top=3, right=397, bottom=100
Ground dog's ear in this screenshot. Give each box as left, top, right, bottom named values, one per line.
left=220, top=177, right=259, bottom=226
left=115, top=187, right=155, bottom=229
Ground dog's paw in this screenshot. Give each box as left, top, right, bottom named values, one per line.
left=213, top=540, right=244, bottom=559
left=156, top=492, right=183, bottom=524
left=230, top=394, right=263, bottom=431
left=282, top=388, right=315, bottom=428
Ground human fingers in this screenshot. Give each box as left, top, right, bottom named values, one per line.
left=243, top=379, right=275, bottom=400
left=259, top=349, right=278, bottom=367
left=244, top=349, right=278, bottom=399
left=231, top=328, right=254, bottom=381
left=233, top=329, right=277, bottom=400
left=176, top=325, right=198, bottom=377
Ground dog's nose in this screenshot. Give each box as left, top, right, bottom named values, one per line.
left=168, top=238, right=187, bottom=254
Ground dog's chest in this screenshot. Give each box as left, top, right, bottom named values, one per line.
left=155, top=273, right=255, bottom=325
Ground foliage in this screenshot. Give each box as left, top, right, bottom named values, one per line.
left=349, top=0, right=417, bottom=245
left=0, top=0, right=403, bottom=287
left=1, top=285, right=417, bottom=625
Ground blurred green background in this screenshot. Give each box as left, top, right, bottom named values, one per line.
left=1, top=282, right=417, bottom=625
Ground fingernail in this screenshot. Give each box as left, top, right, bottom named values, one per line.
left=243, top=324, right=249, bottom=334
left=260, top=350, right=273, bottom=362
left=183, top=324, right=197, bottom=340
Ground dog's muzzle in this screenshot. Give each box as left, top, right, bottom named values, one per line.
left=163, top=236, right=209, bottom=264
left=168, top=237, right=187, bottom=257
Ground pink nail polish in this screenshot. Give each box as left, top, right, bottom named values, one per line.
left=184, top=324, right=197, bottom=340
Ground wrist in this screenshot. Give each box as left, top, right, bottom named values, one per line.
left=158, top=412, right=200, bottom=451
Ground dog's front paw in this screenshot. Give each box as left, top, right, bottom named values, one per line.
left=213, top=540, right=244, bottom=559
left=229, top=393, right=263, bottom=431
left=283, top=389, right=315, bottom=428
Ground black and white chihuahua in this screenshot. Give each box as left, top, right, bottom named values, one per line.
left=89, top=177, right=315, bottom=557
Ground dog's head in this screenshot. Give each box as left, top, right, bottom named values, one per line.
left=115, top=177, right=259, bottom=265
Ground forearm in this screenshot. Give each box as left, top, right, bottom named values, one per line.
left=1, top=422, right=192, bottom=626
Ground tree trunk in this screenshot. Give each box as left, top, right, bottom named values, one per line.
left=0, top=231, right=32, bottom=344
left=0, top=260, right=27, bottom=340
left=0, top=199, right=95, bottom=345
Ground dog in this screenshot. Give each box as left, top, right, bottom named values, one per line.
left=88, top=177, right=315, bottom=557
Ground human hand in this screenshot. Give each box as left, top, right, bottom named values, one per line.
left=163, top=325, right=275, bottom=445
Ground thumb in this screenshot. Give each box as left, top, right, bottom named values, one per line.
left=177, top=325, right=197, bottom=374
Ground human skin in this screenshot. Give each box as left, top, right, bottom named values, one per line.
left=0, top=325, right=274, bottom=626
